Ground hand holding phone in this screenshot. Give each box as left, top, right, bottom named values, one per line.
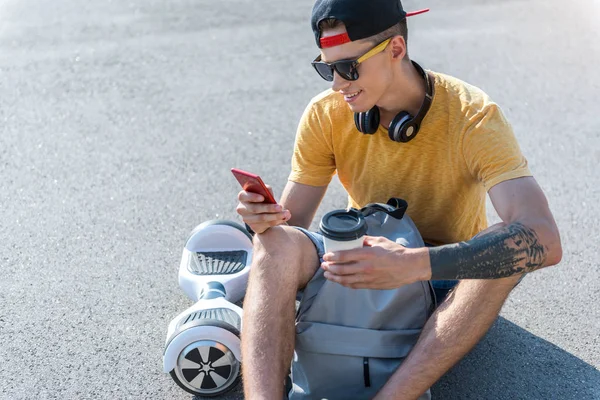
left=231, top=168, right=277, bottom=204
left=231, top=168, right=291, bottom=234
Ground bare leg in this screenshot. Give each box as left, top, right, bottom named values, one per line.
left=241, top=226, right=320, bottom=399
left=373, top=276, right=521, bottom=399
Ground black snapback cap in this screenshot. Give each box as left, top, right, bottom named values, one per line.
left=311, top=0, right=429, bottom=48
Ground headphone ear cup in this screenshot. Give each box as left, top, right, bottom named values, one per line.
left=354, top=106, right=380, bottom=134
left=400, top=122, right=419, bottom=142
left=388, top=111, right=419, bottom=142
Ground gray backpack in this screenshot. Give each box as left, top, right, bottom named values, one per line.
left=290, top=199, right=435, bottom=400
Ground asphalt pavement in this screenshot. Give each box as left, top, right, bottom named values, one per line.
left=1, top=0, right=599, bottom=399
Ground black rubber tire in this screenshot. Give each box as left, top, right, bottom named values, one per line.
left=169, top=369, right=241, bottom=398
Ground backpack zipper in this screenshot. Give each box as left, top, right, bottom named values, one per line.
left=363, top=357, right=371, bottom=387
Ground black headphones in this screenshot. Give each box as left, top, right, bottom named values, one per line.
left=353, top=61, right=433, bottom=143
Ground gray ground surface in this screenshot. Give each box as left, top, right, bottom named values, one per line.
left=1, top=0, right=599, bottom=399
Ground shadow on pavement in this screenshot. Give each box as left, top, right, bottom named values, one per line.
left=432, top=317, right=600, bottom=399
left=188, top=316, right=599, bottom=400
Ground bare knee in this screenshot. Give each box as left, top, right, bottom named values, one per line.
left=251, top=226, right=319, bottom=289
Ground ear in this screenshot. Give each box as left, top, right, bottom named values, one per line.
left=389, top=35, right=407, bottom=60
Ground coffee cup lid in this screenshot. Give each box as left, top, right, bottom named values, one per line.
left=319, top=208, right=367, bottom=241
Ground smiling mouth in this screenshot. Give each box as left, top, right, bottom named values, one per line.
left=343, top=90, right=362, bottom=102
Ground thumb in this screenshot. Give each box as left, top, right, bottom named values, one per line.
left=363, top=235, right=379, bottom=246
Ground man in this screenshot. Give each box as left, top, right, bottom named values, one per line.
left=236, top=0, right=562, bottom=398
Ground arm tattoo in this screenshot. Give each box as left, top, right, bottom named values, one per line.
left=429, top=222, right=548, bottom=279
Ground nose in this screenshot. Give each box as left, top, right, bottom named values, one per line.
left=331, top=71, right=351, bottom=92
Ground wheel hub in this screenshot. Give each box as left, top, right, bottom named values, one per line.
left=200, top=362, right=213, bottom=373
left=174, top=340, right=239, bottom=395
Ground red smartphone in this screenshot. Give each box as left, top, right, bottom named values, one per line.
left=231, top=168, right=278, bottom=204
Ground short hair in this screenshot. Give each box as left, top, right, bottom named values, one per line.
left=318, top=18, right=345, bottom=31
left=368, top=20, right=408, bottom=47
left=318, top=18, right=409, bottom=57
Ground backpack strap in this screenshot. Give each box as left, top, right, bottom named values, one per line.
left=359, top=198, right=408, bottom=220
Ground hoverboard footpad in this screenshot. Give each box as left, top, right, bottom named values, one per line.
left=189, top=251, right=247, bottom=275
left=181, top=308, right=242, bottom=332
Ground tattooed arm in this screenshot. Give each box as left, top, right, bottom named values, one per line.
left=373, top=176, right=562, bottom=400
left=429, top=177, right=562, bottom=279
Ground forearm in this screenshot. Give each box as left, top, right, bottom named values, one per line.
left=373, top=277, right=518, bottom=400
left=429, top=220, right=561, bottom=279
left=280, top=182, right=327, bottom=230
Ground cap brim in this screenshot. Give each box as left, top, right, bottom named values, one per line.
left=406, top=8, right=430, bottom=17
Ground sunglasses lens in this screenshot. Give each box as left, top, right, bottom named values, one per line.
left=313, top=62, right=335, bottom=81
left=334, top=62, right=358, bottom=81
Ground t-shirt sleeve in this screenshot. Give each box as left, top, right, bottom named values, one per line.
left=288, top=102, right=336, bottom=186
left=462, top=103, right=532, bottom=191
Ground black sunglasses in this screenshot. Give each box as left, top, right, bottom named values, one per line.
left=311, top=38, right=391, bottom=82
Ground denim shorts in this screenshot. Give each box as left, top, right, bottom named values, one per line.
left=293, top=227, right=459, bottom=305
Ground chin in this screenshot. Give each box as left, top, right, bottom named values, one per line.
left=347, top=102, right=372, bottom=114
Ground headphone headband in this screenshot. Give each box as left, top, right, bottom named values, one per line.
left=409, top=60, right=433, bottom=130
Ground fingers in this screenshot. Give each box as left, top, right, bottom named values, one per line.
left=238, top=189, right=267, bottom=204
left=236, top=190, right=291, bottom=234
left=324, top=269, right=375, bottom=289
left=242, top=216, right=288, bottom=234
left=236, top=202, right=291, bottom=221
left=243, top=211, right=290, bottom=224
left=242, top=202, right=284, bottom=215
left=238, top=208, right=290, bottom=233
left=322, top=261, right=372, bottom=276
left=322, top=237, right=393, bottom=263
left=363, top=235, right=400, bottom=248
left=237, top=190, right=286, bottom=214
left=324, top=264, right=390, bottom=289
left=323, top=247, right=374, bottom=263
left=363, top=235, right=383, bottom=246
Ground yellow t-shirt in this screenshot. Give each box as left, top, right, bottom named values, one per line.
left=288, top=71, right=532, bottom=245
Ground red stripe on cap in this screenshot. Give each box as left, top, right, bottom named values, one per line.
left=406, top=8, right=430, bottom=17
left=319, top=32, right=351, bottom=48
left=319, top=9, right=429, bottom=48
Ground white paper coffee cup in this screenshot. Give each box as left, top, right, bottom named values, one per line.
left=319, top=208, right=368, bottom=253
left=323, top=235, right=365, bottom=253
